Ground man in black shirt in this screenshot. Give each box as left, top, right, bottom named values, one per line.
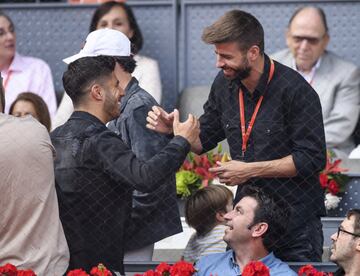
left=147, top=10, right=326, bottom=262
left=51, top=56, right=199, bottom=274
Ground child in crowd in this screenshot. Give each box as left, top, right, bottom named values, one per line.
left=182, top=185, right=233, bottom=263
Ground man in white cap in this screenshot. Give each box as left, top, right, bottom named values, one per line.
left=63, top=28, right=183, bottom=261
left=53, top=29, right=199, bottom=274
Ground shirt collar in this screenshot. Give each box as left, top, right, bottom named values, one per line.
left=236, top=54, right=272, bottom=98
left=292, top=57, right=322, bottom=83
left=7, top=52, right=24, bottom=73
left=228, top=250, right=275, bottom=275
left=70, top=111, right=105, bottom=126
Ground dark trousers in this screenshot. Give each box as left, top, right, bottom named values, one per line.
left=274, top=217, right=323, bottom=262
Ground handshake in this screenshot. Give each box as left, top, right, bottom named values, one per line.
left=146, top=106, right=201, bottom=148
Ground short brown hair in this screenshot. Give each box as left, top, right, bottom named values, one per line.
left=185, top=185, right=233, bottom=236
left=9, top=92, right=51, bottom=131
left=347, top=209, right=360, bottom=234
left=202, top=10, right=264, bottom=54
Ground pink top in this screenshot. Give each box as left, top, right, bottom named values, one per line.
left=1, top=52, right=57, bottom=118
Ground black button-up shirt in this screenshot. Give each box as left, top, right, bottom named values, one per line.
left=51, top=111, right=190, bottom=274
left=199, top=54, right=326, bottom=220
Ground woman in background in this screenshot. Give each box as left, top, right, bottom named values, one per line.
left=53, top=1, right=162, bottom=129
left=9, top=92, right=51, bottom=132
left=0, top=12, right=57, bottom=119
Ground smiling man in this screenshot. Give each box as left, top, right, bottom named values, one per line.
left=51, top=55, right=200, bottom=274
left=147, top=9, right=326, bottom=262
left=272, top=6, right=360, bottom=159
left=330, top=209, right=360, bottom=276
left=194, top=186, right=296, bottom=276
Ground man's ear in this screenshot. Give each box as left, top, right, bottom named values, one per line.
left=355, top=238, right=360, bottom=252
left=247, top=45, right=260, bottom=62
left=89, top=83, right=103, bottom=102
left=252, top=222, right=268, bottom=238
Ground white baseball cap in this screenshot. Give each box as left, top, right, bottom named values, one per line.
left=63, top=28, right=131, bottom=64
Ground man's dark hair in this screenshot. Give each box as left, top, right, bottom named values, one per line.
left=347, top=209, right=360, bottom=234
left=185, top=185, right=233, bottom=236
left=202, top=9, right=264, bottom=54
left=62, top=56, right=115, bottom=106
left=238, top=185, right=290, bottom=251
left=288, top=6, right=328, bottom=33
left=114, top=56, right=136, bottom=74
left=0, top=73, right=5, bottom=113
left=89, top=1, right=143, bottom=54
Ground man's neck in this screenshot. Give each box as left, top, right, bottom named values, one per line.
left=242, top=55, right=265, bottom=94
left=74, top=106, right=108, bottom=125
left=343, top=259, right=360, bottom=276
left=232, top=243, right=269, bottom=271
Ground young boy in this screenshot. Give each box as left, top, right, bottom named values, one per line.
left=182, top=185, right=233, bottom=263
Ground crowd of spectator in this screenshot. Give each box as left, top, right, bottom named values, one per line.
left=0, top=2, right=360, bottom=276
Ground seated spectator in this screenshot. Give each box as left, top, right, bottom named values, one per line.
left=272, top=6, right=360, bottom=159
left=183, top=185, right=233, bottom=263
left=330, top=209, right=360, bottom=276
left=52, top=55, right=199, bottom=274
left=0, top=74, right=69, bottom=274
left=0, top=11, right=57, bottom=119
left=9, top=92, right=51, bottom=131
left=53, top=1, right=162, bottom=129
left=194, top=186, right=296, bottom=276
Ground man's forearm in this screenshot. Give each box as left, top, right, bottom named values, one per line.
left=248, top=155, right=297, bottom=178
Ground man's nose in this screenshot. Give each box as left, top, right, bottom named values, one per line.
left=298, top=39, right=310, bottom=50
left=330, top=232, right=337, bottom=242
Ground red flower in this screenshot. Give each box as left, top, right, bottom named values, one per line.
left=298, top=265, right=333, bottom=276
left=319, top=173, right=328, bottom=188
left=328, top=180, right=340, bottom=195
left=17, top=271, right=37, bottom=276
left=155, top=262, right=171, bottom=274
left=67, top=269, right=90, bottom=276
left=0, top=263, right=18, bottom=276
left=142, top=271, right=161, bottom=276
left=242, top=261, right=270, bottom=276
left=169, top=261, right=195, bottom=276
left=89, top=264, right=112, bottom=276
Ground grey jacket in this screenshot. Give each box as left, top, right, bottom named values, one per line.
left=272, top=49, right=360, bottom=159
left=108, top=78, right=182, bottom=250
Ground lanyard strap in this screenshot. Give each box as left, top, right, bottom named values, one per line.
left=239, top=58, right=275, bottom=156
left=2, top=70, right=12, bottom=90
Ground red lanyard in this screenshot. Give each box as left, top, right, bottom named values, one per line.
left=239, top=58, right=275, bottom=157
left=2, top=70, right=12, bottom=90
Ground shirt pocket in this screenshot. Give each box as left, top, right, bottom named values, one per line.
left=253, top=121, right=291, bottom=159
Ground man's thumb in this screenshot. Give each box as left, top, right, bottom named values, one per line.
left=173, top=109, right=180, bottom=125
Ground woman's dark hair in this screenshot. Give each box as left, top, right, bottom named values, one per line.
left=9, top=92, right=51, bottom=132
left=0, top=11, right=14, bottom=28
left=89, top=1, right=143, bottom=54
